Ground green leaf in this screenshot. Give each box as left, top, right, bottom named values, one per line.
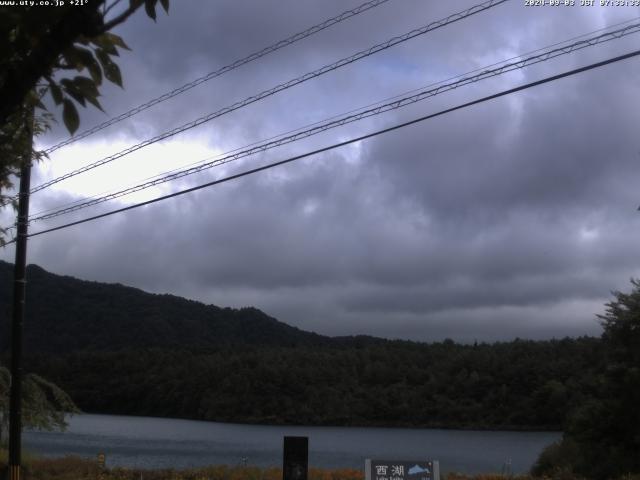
left=94, top=48, right=109, bottom=69
left=73, top=47, right=103, bottom=86
left=91, top=35, right=118, bottom=56
left=73, top=76, right=104, bottom=112
left=103, top=32, right=131, bottom=51
left=73, top=76, right=99, bottom=98
left=63, top=45, right=103, bottom=79
left=61, top=47, right=83, bottom=72
left=83, top=94, right=104, bottom=112
left=49, top=83, right=63, bottom=106
left=73, top=46, right=95, bottom=66
left=144, top=0, right=157, bottom=21
left=105, top=61, right=123, bottom=88
left=85, top=53, right=103, bottom=86
left=62, top=99, right=79, bottom=135
left=60, top=79, right=86, bottom=107
left=95, top=49, right=123, bottom=88
left=159, top=0, right=169, bottom=13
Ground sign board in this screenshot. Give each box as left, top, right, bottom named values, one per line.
left=365, top=460, right=439, bottom=480
left=97, top=452, right=106, bottom=468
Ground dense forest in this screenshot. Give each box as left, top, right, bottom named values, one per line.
left=1, top=261, right=604, bottom=431
left=24, top=338, right=601, bottom=430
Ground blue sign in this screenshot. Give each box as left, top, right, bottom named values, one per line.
left=365, top=459, right=439, bottom=480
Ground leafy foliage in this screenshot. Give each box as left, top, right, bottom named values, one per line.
left=0, top=0, right=169, bottom=133
left=0, top=0, right=169, bottom=244
left=0, top=96, right=52, bottom=243
left=0, top=365, right=80, bottom=444
left=533, top=280, right=640, bottom=479
left=531, top=439, right=582, bottom=479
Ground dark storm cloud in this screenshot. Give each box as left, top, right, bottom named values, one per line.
left=38, top=0, right=430, bottom=145
left=6, top=0, right=640, bottom=341
left=39, top=0, right=519, bottom=146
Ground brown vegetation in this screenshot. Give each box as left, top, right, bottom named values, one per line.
left=3, top=452, right=640, bottom=480
left=5, top=454, right=364, bottom=480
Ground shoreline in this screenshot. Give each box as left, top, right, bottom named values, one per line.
left=68, top=411, right=565, bottom=434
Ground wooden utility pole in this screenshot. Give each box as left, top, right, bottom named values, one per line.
left=7, top=107, right=33, bottom=480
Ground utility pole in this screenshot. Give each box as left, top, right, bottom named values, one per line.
left=7, top=106, right=33, bottom=480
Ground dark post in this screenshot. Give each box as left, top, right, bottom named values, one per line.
left=283, top=436, right=308, bottom=480
left=8, top=108, right=33, bottom=480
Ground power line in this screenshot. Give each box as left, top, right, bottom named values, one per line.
left=27, top=21, right=640, bottom=224
left=42, top=0, right=394, bottom=155
left=29, top=0, right=508, bottom=195
left=10, top=15, right=639, bottom=228
left=25, top=13, right=640, bottom=222
left=11, top=48, right=639, bottom=243
left=28, top=15, right=640, bottom=221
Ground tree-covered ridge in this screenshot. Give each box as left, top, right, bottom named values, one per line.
left=0, top=261, right=329, bottom=353
left=25, top=337, right=601, bottom=431
left=0, top=261, right=604, bottom=431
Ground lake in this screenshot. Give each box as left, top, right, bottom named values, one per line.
left=23, top=414, right=560, bottom=474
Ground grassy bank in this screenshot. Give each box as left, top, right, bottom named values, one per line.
left=1, top=456, right=364, bottom=480
left=0, top=453, right=531, bottom=480
left=5, top=450, right=639, bottom=480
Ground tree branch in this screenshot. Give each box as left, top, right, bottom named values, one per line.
left=99, top=2, right=143, bottom=33
left=103, top=0, right=125, bottom=17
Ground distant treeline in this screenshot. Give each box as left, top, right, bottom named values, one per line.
left=25, top=337, right=601, bottom=430
left=0, top=261, right=605, bottom=430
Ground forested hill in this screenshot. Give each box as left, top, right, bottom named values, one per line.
left=0, top=260, right=605, bottom=430
left=0, top=260, right=330, bottom=353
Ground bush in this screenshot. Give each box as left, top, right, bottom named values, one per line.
left=530, top=438, right=582, bottom=478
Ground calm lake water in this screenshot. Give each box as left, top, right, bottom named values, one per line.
left=23, top=414, right=560, bottom=474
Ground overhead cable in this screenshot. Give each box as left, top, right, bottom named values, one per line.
left=27, top=21, right=640, bottom=223
left=43, top=0, right=394, bottom=155
left=30, top=15, right=640, bottom=220
left=29, top=0, right=508, bottom=194
left=9, top=48, right=639, bottom=243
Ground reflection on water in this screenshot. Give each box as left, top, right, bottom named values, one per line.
left=24, top=414, right=560, bottom=474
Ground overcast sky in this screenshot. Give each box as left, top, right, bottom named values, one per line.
left=2, top=0, right=640, bottom=342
